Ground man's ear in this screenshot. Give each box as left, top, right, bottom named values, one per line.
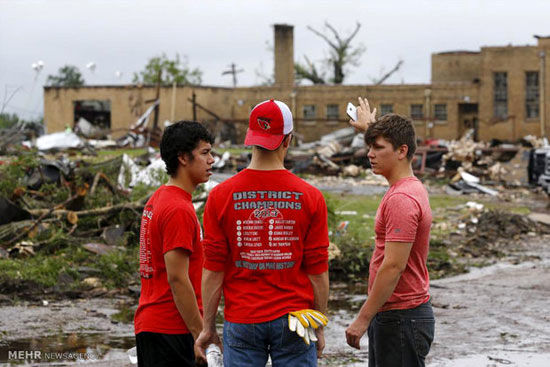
left=282, top=134, right=292, bottom=148
left=177, top=153, right=189, bottom=166
left=398, top=144, right=409, bottom=160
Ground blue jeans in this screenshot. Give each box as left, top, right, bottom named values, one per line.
left=223, top=315, right=317, bottom=367
left=368, top=300, right=435, bottom=367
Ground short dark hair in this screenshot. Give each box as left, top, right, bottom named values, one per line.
left=364, top=113, right=417, bottom=160
left=160, top=121, right=214, bottom=176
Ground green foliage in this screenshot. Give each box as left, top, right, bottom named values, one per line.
left=133, top=53, right=202, bottom=86
left=0, top=253, right=73, bottom=288
left=46, top=65, right=85, bottom=87
left=0, top=151, right=39, bottom=198
left=0, top=112, right=20, bottom=129
left=330, top=234, right=373, bottom=281
left=96, top=247, right=139, bottom=289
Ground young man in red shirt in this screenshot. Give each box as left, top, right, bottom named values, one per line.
left=345, top=98, right=435, bottom=366
left=195, top=99, right=330, bottom=366
left=134, top=121, right=215, bottom=366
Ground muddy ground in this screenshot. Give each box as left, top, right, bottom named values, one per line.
left=1, top=234, right=548, bottom=366
left=1, top=177, right=549, bottom=366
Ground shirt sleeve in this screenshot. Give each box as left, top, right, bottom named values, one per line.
left=161, top=206, right=197, bottom=254
left=302, top=192, right=329, bottom=274
left=383, top=193, right=421, bottom=243
left=202, top=190, right=229, bottom=272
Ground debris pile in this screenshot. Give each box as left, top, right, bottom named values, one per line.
left=459, top=209, right=550, bottom=257
left=0, top=148, right=217, bottom=298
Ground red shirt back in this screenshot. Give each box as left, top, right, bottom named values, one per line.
left=369, top=177, right=432, bottom=311
left=134, top=185, right=203, bottom=334
left=202, top=169, right=329, bottom=323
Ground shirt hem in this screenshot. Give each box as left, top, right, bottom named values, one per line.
left=224, top=306, right=310, bottom=324
left=203, top=261, right=225, bottom=272
left=135, top=326, right=190, bottom=335
left=378, top=295, right=430, bottom=312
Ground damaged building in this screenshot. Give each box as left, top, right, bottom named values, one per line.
left=43, top=25, right=550, bottom=143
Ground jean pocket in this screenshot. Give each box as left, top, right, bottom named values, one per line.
left=225, top=321, right=256, bottom=349
left=376, top=315, right=401, bottom=327
left=411, top=318, right=435, bottom=357
left=279, top=318, right=311, bottom=354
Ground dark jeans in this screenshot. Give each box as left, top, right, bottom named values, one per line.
left=136, top=331, right=195, bottom=367
left=368, top=301, right=435, bottom=367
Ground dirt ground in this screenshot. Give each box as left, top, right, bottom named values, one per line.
left=1, top=234, right=548, bottom=366
left=1, top=176, right=549, bottom=366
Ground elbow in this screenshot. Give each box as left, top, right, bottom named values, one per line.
left=166, top=272, right=187, bottom=286
left=383, top=261, right=407, bottom=275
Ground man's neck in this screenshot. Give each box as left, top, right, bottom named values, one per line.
left=385, top=164, right=414, bottom=186
left=166, top=175, right=195, bottom=196
left=247, top=149, right=286, bottom=171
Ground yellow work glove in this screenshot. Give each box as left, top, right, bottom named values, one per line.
left=288, top=309, right=329, bottom=345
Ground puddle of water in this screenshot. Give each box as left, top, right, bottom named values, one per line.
left=0, top=333, right=134, bottom=365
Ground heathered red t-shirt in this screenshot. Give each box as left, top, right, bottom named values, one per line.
left=368, top=176, right=432, bottom=312
left=202, top=169, right=329, bottom=324
left=134, top=185, right=203, bottom=334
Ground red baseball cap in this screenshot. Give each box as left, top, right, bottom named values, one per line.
left=244, top=99, right=293, bottom=150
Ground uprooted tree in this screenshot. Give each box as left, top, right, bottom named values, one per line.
left=295, top=22, right=366, bottom=85
left=133, top=53, right=203, bottom=86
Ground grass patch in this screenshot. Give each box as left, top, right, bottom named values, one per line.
left=0, top=241, right=139, bottom=294
left=0, top=255, right=70, bottom=288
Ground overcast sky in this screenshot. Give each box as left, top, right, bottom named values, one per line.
left=1, top=0, right=549, bottom=120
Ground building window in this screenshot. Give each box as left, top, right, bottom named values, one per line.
left=434, top=104, right=447, bottom=120
left=303, top=105, right=316, bottom=119
left=526, top=71, right=539, bottom=119
left=73, top=100, right=111, bottom=129
left=494, top=72, right=508, bottom=118
left=380, top=104, right=393, bottom=116
left=410, top=104, right=423, bottom=119
left=326, top=104, right=339, bottom=119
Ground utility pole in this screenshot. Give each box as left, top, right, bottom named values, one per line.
left=222, top=63, right=244, bottom=87
left=191, top=91, right=197, bottom=121
left=146, top=69, right=162, bottom=147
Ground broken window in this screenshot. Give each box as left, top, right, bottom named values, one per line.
left=410, top=104, right=423, bottom=119
left=303, top=105, right=316, bottom=119
left=434, top=104, right=447, bottom=121
left=326, top=104, right=339, bottom=119
left=73, top=100, right=111, bottom=129
left=493, top=72, right=508, bottom=119
left=380, top=104, right=393, bottom=116
left=525, top=71, right=539, bottom=119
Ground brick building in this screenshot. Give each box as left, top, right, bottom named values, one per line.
left=43, top=25, right=550, bottom=142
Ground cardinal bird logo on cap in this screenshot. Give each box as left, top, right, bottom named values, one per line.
left=257, top=117, right=271, bottom=131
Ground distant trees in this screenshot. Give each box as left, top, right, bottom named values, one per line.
left=0, top=112, right=20, bottom=129
left=295, top=22, right=366, bottom=85
left=133, top=53, right=202, bottom=86
left=46, top=65, right=85, bottom=87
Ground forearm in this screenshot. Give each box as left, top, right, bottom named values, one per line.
left=308, top=271, right=329, bottom=314
left=169, top=277, right=203, bottom=339
left=201, top=269, right=224, bottom=332
left=357, top=264, right=402, bottom=322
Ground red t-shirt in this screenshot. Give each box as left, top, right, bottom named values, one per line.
left=134, top=185, right=203, bottom=334
left=202, top=169, right=329, bottom=323
left=368, top=176, right=432, bottom=311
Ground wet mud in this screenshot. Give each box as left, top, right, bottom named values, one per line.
left=1, top=238, right=548, bottom=366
